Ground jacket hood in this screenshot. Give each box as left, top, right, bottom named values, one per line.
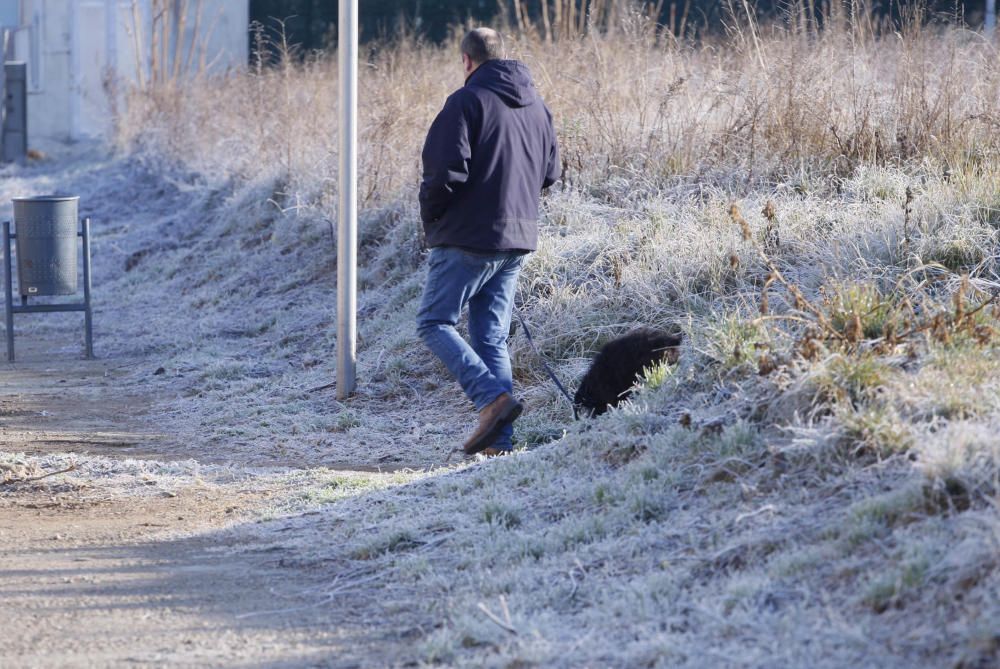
left=466, top=60, right=537, bottom=108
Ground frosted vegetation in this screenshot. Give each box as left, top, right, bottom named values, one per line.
left=20, top=6, right=999, bottom=666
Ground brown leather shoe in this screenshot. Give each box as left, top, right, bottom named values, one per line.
left=463, top=393, right=523, bottom=455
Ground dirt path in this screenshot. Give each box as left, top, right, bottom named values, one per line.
left=0, top=484, right=404, bottom=668
left=0, top=339, right=166, bottom=460
left=0, top=339, right=413, bottom=668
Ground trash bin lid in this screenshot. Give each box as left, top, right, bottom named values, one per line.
left=12, top=195, right=80, bottom=203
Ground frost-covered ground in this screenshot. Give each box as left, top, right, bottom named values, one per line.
left=2, top=15, right=999, bottom=666
left=0, top=145, right=478, bottom=469
left=1, top=143, right=996, bottom=667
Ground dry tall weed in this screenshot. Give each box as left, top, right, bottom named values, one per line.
left=114, top=8, right=1000, bottom=204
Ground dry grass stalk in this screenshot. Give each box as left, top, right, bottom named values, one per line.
left=127, top=0, right=213, bottom=93
left=732, top=197, right=1000, bottom=362
left=727, top=202, right=842, bottom=341
left=903, top=185, right=914, bottom=259
left=762, top=199, right=779, bottom=253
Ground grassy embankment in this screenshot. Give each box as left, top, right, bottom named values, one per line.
left=110, top=7, right=999, bottom=667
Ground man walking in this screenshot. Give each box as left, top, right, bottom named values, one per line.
left=417, top=27, right=560, bottom=456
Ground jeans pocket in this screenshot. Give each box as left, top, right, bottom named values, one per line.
left=428, top=246, right=450, bottom=269
left=452, top=248, right=496, bottom=273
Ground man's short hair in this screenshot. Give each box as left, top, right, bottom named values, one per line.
left=461, top=28, right=504, bottom=65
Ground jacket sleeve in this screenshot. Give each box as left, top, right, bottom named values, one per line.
left=419, top=93, right=473, bottom=225
left=542, top=107, right=560, bottom=190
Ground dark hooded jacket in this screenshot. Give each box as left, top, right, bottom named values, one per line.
left=419, top=59, right=559, bottom=252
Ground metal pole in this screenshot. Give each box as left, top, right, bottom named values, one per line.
left=988, top=0, right=997, bottom=39
left=82, top=217, right=93, bottom=359
left=69, top=0, right=81, bottom=141
left=0, top=32, right=5, bottom=163
left=3, top=221, right=13, bottom=361
left=337, top=0, right=358, bottom=400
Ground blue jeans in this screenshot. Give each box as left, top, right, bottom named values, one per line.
left=416, top=246, right=526, bottom=451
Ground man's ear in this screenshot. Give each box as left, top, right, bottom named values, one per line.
left=462, top=53, right=476, bottom=77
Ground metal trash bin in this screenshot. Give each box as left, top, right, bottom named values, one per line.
left=12, top=195, right=79, bottom=296
left=3, top=196, right=93, bottom=361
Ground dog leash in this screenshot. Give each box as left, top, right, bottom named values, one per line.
left=442, top=310, right=577, bottom=464
left=513, top=309, right=579, bottom=420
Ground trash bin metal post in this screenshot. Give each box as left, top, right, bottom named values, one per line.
left=3, top=220, right=13, bottom=361
left=81, top=217, right=93, bottom=358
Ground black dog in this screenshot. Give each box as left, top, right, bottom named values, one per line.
left=574, top=328, right=682, bottom=417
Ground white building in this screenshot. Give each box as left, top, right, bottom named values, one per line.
left=1, top=0, right=248, bottom=145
